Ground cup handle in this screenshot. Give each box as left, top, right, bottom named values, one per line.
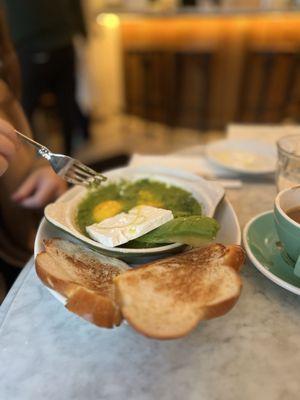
left=294, top=256, right=300, bottom=278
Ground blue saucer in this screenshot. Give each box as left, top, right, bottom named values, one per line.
left=243, top=211, right=300, bottom=295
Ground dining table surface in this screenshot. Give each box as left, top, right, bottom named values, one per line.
left=1, top=148, right=300, bottom=400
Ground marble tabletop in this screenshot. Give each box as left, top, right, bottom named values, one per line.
left=1, top=181, right=300, bottom=400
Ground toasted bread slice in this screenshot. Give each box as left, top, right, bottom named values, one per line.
left=35, top=238, right=129, bottom=328
left=42, top=238, right=129, bottom=297
left=115, top=244, right=245, bottom=339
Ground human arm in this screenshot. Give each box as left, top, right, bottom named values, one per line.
left=0, top=6, right=21, bottom=99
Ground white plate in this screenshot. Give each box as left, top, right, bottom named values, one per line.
left=35, top=194, right=241, bottom=305
left=206, top=139, right=276, bottom=175
left=43, top=166, right=225, bottom=261
left=35, top=166, right=240, bottom=304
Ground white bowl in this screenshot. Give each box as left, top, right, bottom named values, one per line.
left=44, top=166, right=225, bottom=261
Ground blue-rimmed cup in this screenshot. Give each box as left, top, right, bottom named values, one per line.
left=274, top=186, right=300, bottom=276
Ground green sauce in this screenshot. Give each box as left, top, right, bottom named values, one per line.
left=76, top=179, right=202, bottom=241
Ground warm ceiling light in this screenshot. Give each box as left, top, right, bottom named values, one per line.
left=96, top=13, right=120, bottom=28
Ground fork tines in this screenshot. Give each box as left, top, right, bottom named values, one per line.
left=65, top=160, right=107, bottom=187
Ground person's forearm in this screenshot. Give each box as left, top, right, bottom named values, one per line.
left=0, top=7, right=14, bottom=55
left=0, top=5, right=21, bottom=99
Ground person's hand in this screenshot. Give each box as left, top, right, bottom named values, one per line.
left=12, top=166, right=67, bottom=208
left=0, top=119, right=18, bottom=177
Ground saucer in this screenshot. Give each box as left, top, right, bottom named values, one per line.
left=243, top=211, right=300, bottom=295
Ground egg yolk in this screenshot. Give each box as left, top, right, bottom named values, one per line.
left=137, top=190, right=163, bottom=208
left=92, top=200, right=123, bottom=222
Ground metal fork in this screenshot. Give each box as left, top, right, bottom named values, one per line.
left=14, top=130, right=107, bottom=187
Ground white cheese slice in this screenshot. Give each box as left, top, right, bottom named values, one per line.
left=86, top=205, right=173, bottom=247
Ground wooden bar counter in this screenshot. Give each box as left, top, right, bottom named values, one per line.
left=114, top=11, right=300, bottom=129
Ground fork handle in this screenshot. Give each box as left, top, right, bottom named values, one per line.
left=14, top=129, right=51, bottom=157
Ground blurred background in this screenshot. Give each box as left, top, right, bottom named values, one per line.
left=6, top=0, right=300, bottom=167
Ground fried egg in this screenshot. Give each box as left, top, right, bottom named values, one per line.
left=137, top=190, right=163, bottom=208
left=92, top=200, right=123, bottom=222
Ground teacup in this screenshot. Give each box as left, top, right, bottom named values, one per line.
left=274, top=186, right=300, bottom=276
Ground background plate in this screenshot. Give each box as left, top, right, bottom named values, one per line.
left=206, top=139, right=276, bottom=175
